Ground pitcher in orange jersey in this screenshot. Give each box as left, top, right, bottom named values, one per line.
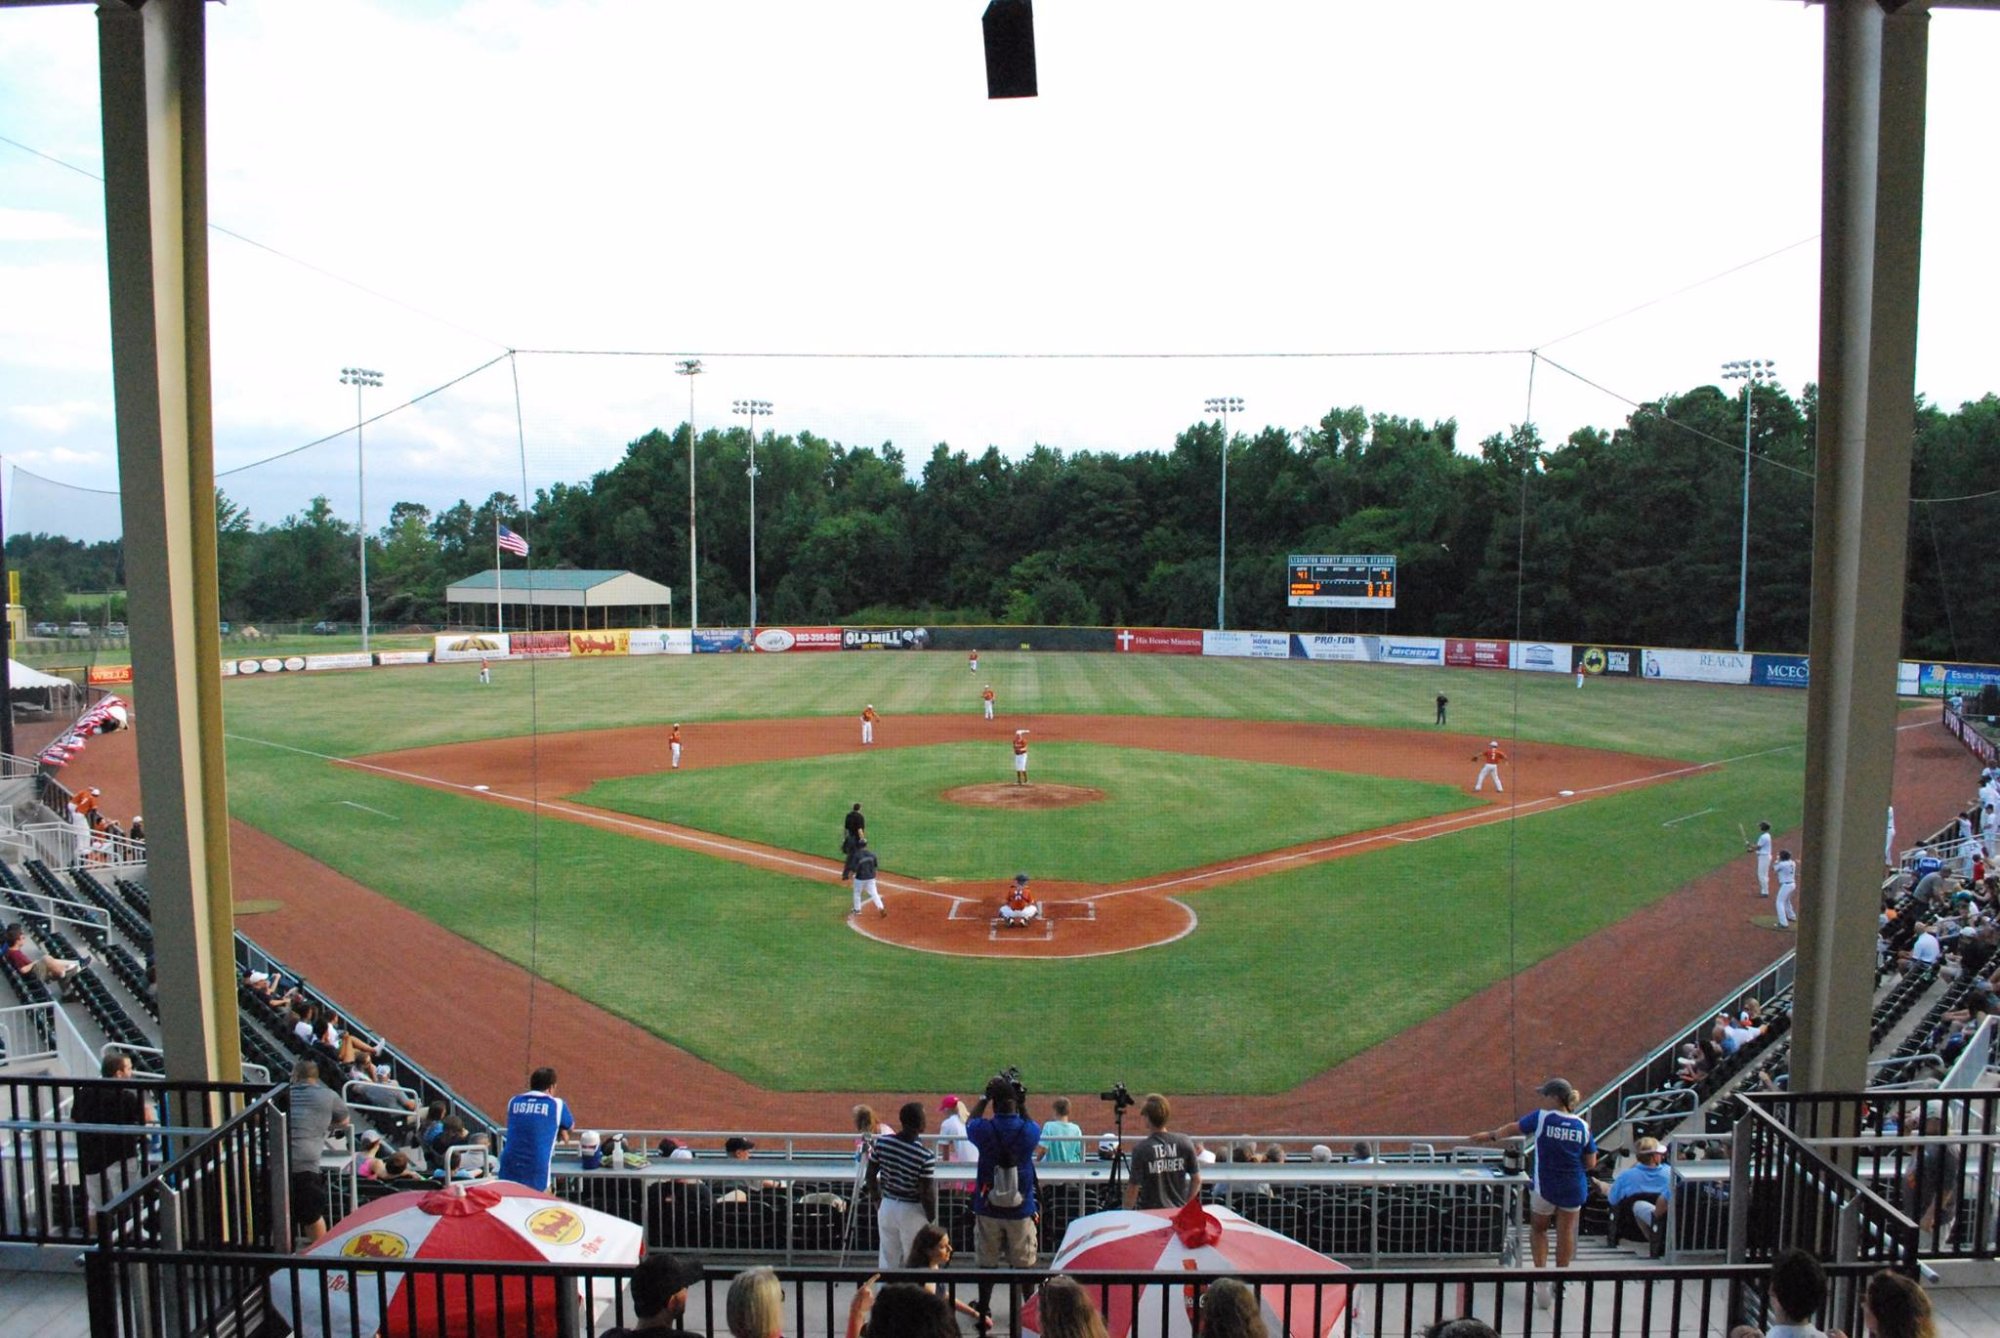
left=1472, top=741, right=1507, bottom=793
left=1012, top=729, right=1030, bottom=785
left=861, top=705, right=879, bottom=746
left=669, top=723, right=683, bottom=770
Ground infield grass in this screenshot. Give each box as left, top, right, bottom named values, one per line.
left=574, top=742, right=1480, bottom=883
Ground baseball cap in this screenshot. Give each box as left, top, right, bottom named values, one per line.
left=1488, top=741, right=1498, bottom=749
left=724, top=1136, right=755, bottom=1154
left=1098, top=1133, right=1120, bottom=1156
left=357, top=1128, right=383, bottom=1147
left=940, top=1096, right=961, bottom=1113
left=631, top=1254, right=706, bottom=1319
left=1013, top=873, right=1030, bottom=885
left=1635, top=1136, right=1665, bottom=1157
left=579, top=1130, right=601, bottom=1151
left=1925, top=1100, right=1947, bottom=1122
left=90, top=787, right=101, bottom=796
left=1538, top=1077, right=1576, bottom=1103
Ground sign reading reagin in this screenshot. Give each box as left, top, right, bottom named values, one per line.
left=1287, top=554, right=1397, bottom=609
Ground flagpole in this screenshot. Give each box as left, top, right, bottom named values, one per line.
left=495, top=519, right=503, bottom=635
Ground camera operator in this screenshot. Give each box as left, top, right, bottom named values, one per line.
left=1124, top=1092, right=1201, bottom=1209
left=967, top=1069, right=1042, bottom=1325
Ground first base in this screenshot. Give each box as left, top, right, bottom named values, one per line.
left=1558, top=789, right=1575, bottom=796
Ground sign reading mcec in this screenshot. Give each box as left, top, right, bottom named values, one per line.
left=1751, top=654, right=1810, bottom=689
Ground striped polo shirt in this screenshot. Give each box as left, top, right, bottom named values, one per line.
left=871, top=1132, right=935, bottom=1202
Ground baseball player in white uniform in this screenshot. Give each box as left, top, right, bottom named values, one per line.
left=1984, top=803, right=1998, bottom=861
left=849, top=840, right=886, bottom=918
left=982, top=685, right=996, bottom=721
left=1472, top=742, right=1505, bottom=793
left=861, top=705, right=877, bottom=745
left=1749, top=822, right=1773, bottom=897
left=1885, top=806, right=1896, bottom=868
left=669, top=724, right=683, bottom=770
left=1774, top=849, right=1799, bottom=928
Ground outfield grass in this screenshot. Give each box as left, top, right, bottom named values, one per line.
left=575, top=742, right=1479, bottom=883
left=216, top=652, right=1812, bottom=1092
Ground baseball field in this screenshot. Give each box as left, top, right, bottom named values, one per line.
left=205, top=649, right=1832, bottom=1107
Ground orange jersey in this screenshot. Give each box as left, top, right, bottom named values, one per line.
left=982, top=689, right=995, bottom=702
left=1006, top=885, right=1035, bottom=911
left=862, top=707, right=879, bottom=723
left=669, top=727, right=682, bottom=745
left=1013, top=736, right=1028, bottom=756
left=1477, top=746, right=1507, bottom=764
left=73, top=792, right=99, bottom=819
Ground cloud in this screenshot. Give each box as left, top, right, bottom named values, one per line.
left=0, top=208, right=98, bottom=243
left=5, top=400, right=109, bottom=433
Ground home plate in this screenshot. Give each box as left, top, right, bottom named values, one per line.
left=473, top=784, right=490, bottom=792
left=1558, top=789, right=1575, bottom=797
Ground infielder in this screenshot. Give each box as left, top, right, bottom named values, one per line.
left=1471, top=741, right=1506, bottom=793
left=1774, top=849, right=1799, bottom=929
left=849, top=839, right=887, bottom=918
left=1748, top=821, right=1772, bottom=898
left=861, top=704, right=879, bottom=745
left=668, top=723, right=683, bottom=770
left=982, top=685, right=996, bottom=721
left=1012, top=729, right=1030, bottom=785
left=997, top=873, right=1040, bottom=927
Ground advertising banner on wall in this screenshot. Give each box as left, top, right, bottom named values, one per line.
left=1510, top=642, right=1573, bottom=674
left=1572, top=645, right=1641, bottom=678
left=86, top=665, right=133, bottom=686
left=434, top=633, right=510, bottom=663
left=1202, top=630, right=1292, bottom=659
left=568, top=630, right=630, bottom=657
left=626, top=629, right=690, bottom=656
left=1445, top=638, right=1510, bottom=670
left=509, top=632, right=572, bottom=659
left=1291, top=634, right=1375, bottom=662
left=1946, top=706, right=2000, bottom=765
left=841, top=627, right=929, bottom=650
left=1641, top=647, right=1752, bottom=685
left=1912, top=661, right=2000, bottom=699
left=374, top=650, right=432, bottom=666
left=1750, top=654, right=1810, bottom=689
left=1114, top=627, right=1203, bottom=655
left=1376, top=637, right=1444, bottom=665
left=754, top=627, right=843, bottom=653
left=303, top=653, right=374, bottom=672
left=692, top=629, right=749, bottom=653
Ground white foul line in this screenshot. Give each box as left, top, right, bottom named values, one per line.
left=335, top=800, right=400, bottom=820
left=1660, top=807, right=1719, bottom=828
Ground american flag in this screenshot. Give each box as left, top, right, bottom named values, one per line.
left=496, top=524, right=529, bottom=557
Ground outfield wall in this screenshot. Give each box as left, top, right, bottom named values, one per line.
left=165, top=620, right=1997, bottom=700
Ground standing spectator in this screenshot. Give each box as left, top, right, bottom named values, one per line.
left=1199, top=1278, right=1269, bottom=1338
left=937, top=1097, right=973, bottom=1163
left=867, top=1101, right=937, bottom=1272
left=497, top=1066, right=574, bottom=1191
left=283, top=1059, right=350, bottom=1244
left=1726, top=1248, right=1832, bottom=1338
left=1904, top=1102, right=1960, bottom=1245
left=1126, top=1093, right=1200, bottom=1209
left=1607, top=1136, right=1673, bottom=1254
left=602, top=1254, right=706, bottom=1337
left=1468, top=1077, right=1596, bottom=1310
left=1861, top=1269, right=1936, bottom=1338
left=71, top=1050, right=155, bottom=1231
left=1039, top=1097, right=1084, bottom=1164
left=967, top=1073, right=1041, bottom=1325
left=1036, top=1276, right=1108, bottom=1338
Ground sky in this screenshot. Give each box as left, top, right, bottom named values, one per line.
left=1, top=0, right=1997, bottom=543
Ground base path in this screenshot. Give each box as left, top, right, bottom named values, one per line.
left=358, top=716, right=1685, bottom=959
left=57, top=707, right=1969, bottom=1132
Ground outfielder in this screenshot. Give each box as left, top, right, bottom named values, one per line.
left=478, top=657, right=491, bottom=685
left=997, top=873, right=1040, bottom=928
left=1012, top=730, right=1030, bottom=785
left=669, top=723, right=683, bottom=770
left=861, top=704, right=879, bottom=745
left=1748, top=821, right=1772, bottom=898
left=982, top=685, right=996, bottom=721
left=1471, top=741, right=1506, bottom=793
left=969, top=650, right=979, bottom=673
left=849, top=839, right=887, bottom=919
left=1774, top=849, right=1799, bottom=928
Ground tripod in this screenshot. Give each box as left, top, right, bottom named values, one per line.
left=1098, top=1097, right=1132, bottom=1210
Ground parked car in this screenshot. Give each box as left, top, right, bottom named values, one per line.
left=311, top=621, right=339, bottom=635
left=106, top=622, right=128, bottom=636
left=30, top=622, right=57, bottom=637
left=219, top=621, right=233, bottom=636
left=65, top=621, right=91, bottom=637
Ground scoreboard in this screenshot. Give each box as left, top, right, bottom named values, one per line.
left=1287, top=554, right=1397, bottom=609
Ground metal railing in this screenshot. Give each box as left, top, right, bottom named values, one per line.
left=0, top=998, right=101, bottom=1075
left=95, top=1082, right=287, bottom=1254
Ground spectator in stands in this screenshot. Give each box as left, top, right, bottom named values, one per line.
left=601, top=1254, right=705, bottom=1337
left=380, top=1151, right=426, bottom=1184
left=726, top=1266, right=785, bottom=1338
left=721, top=1136, right=781, bottom=1197
left=1350, top=1141, right=1376, bottom=1163
left=72, top=1049, right=155, bottom=1231
left=1035, top=1276, right=1108, bottom=1338
left=967, top=1071, right=1042, bottom=1326
left=3, top=923, right=89, bottom=996
left=1468, top=1077, right=1596, bottom=1311
left=1676, top=1042, right=1709, bottom=1084
left=346, top=1060, right=418, bottom=1126
left=848, top=1280, right=957, bottom=1338
left=128, top=815, right=143, bottom=850
left=1904, top=1102, right=1960, bottom=1244
left=868, top=1101, right=936, bottom=1272
left=1861, top=1269, right=1936, bottom=1338
left=1727, top=1247, right=1832, bottom=1338
left=937, top=1096, right=974, bottom=1163
left=1308, top=1144, right=1333, bottom=1163
left=1198, top=1278, right=1268, bottom=1338
left=353, top=1128, right=387, bottom=1179
left=906, top=1224, right=988, bottom=1330
left=284, top=1059, right=349, bottom=1244
left=1039, top=1096, right=1084, bottom=1164
left=1607, top=1136, right=1673, bottom=1256
left=417, top=1100, right=450, bottom=1162
left=1714, top=1012, right=1768, bottom=1057
left=497, top=1066, right=574, bottom=1191
left=1261, top=1143, right=1287, bottom=1164
left=1423, top=1323, right=1499, bottom=1338
left=854, top=1103, right=893, bottom=1158
left=1125, top=1093, right=1200, bottom=1209
left=1899, top=923, right=1943, bottom=975
left=449, top=1131, right=493, bottom=1180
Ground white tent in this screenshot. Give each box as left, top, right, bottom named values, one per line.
left=8, top=660, right=75, bottom=693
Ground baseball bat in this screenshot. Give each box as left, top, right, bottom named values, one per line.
left=1738, top=821, right=1749, bottom=850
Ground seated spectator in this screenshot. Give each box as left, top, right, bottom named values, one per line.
left=1676, top=1042, right=1709, bottom=1084
left=720, top=1136, right=780, bottom=1197
left=345, top=1062, right=419, bottom=1121
left=602, top=1253, right=705, bottom=1337
left=4, top=923, right=89, bottom=996
left=1199, top=1278, right=1269, bottom=1338
left=1862, top=1268, right=1936, bottom=1338
left=728, top=1266, right=785, bottom=1338
left=848, top=1279, right=956, bottom=1338
left=379, top=1151, right=427, bottom=1184
left=1900, top=923, right=1942, bottom=974
left=905, top=1224, right=986, bottom=1330
left=1424, top=1323, right=1499, bottom=1338
left=1713, top=1013, right=1766, bottom=1057
left=1349, top=1141, right=1375, bottom=1163
left=1726, top=1247, right=1831, bottom=1338
left=1737, top=996, right=1763, bottom=1029
left=1036, top=1276, right=1108, bottom=1338
left=417, top=1101, right=451, bottom=1162
left=1607, top=1137, right=1673, bottom=1255
left=1308, top=1144, right=1333, bottom=1164
left=353, top=1128, right=388, bottom=1179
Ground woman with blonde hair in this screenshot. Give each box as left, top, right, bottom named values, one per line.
left=1036, top=1276, right=1108, bottom=1338
left=1198, top=1278, right=1268, bottom=1338
left=727, top=1266, right=785, bottom=1338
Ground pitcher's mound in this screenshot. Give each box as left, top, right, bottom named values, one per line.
left=941, top=782, right=1106, bottom=810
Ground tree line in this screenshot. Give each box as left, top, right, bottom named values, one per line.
left=9, top=386, right=1998, bottom=663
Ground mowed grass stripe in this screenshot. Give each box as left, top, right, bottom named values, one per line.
left=574, top=742, right=1480, bottom=883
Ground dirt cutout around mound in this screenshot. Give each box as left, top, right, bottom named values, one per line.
left=940, top=781, right=1105, bottom=810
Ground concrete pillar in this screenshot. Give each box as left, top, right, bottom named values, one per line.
left=1789, top=0, right=1929, bottom=1093
left=98, top=0, right=240, bottom=1083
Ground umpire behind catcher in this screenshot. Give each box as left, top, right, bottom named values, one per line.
left=967, top=1070, right=1043, bottom=1323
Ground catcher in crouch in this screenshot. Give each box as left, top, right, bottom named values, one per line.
left=997, top=873, right=1040, bottom=928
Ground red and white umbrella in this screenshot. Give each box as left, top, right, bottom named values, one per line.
left=270, top=1180, right=643, bottom=1337
left=1023, top=1201, right=1351, bottom=1338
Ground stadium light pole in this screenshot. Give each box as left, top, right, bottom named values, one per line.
left=1204, top=396, right=1244, bottom=630
left=676, top=359, right=704, bottom=629
left=339, top=367, right=383, bottom=652
left=732, top=399, right=772, bottom=631
left=1720, top=359, right=1776, bottom=653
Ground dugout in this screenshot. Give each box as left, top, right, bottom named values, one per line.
left=445, top=569, right=675, bottom=631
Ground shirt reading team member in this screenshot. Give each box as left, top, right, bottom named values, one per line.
left=498, top=1067, right=575, bottom=1191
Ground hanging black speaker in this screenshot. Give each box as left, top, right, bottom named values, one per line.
left=982, top=0, right=1037, bottom=99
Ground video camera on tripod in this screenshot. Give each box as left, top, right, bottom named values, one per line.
left=1097, top=1081, right=1135, bottom=1208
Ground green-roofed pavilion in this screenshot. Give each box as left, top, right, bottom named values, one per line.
left=444, top=569, right=674, bottom=629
